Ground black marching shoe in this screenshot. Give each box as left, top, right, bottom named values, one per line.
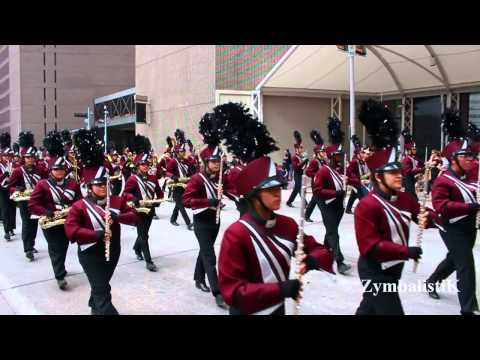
left=4, top=233, right=10, bottom=241
left=425, top=281, right=440, bottom=300
left=337, top=262, right=351, bottom=275
left=134, top=249, right=144, bottom=261
left=26, top=251, right=34, bottom=262
left=170, top=220, right=180, bottom=226
left=286, top=202, right=294, bottom=208
left=32, top=248, right=39, bottom=254
left=9, top=231, right=15, bottom=236
left=146, top=262, right=158, bottom=272
left=215, top=294, right=228, bottom=309
left=57, top=279, right=68, bottom=291
left=305, top=218, right=313, bottom=223
left=187, top=224, right=194, bottom=231
left=345, top=209, right=353, bottom=215
left=195, top=281, right=211, bottom=293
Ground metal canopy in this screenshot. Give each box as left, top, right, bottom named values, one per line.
left=256, top=45, right=480, bottom=97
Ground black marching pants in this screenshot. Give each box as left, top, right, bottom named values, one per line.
left=356, top=258, right=405, bottom=315
left=346, top=186, right=368, bottom=213
left=404, top=176, right=418, bottom=201
left=0, top=189, right=16, bottom=234
left=287, top=171, right=306, bottom=205
left=134, top=209, right=155, bottom=263
left=43, top=226, right=69, bottom=280
left=319, top=199, right=344, bottom=264
left=78, top=241, right=120, bottom=315
left=305, top=194, right=319, bottom=220
left=193, top=211, right=220, bottom=296
left=18, top=201, right=38, bottom=252
left=427, top=218, right=478, bottom=314
left=170, top=187, right=191, bottom=225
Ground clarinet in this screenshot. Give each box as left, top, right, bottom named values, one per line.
left=293, top=175, right=308, bottom=315
left=413, top=164, right=431, bottom=273
left=343, top=153, right=347, bottom=207
left=105, top=175, right=111, bottom=262
left=215, top=151, right=224, bottom=225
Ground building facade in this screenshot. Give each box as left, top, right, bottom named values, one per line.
left=0, top=45, right=135, bottom=144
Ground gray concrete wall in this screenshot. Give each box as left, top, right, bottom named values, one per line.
left=135, top=45, right=216, bottom=152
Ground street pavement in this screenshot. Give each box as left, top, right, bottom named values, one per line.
left=0, top=189, right=478, bottom=315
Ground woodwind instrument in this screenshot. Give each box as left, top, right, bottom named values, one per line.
left=343, top=152, right=348, bottom=207
left=105, top=175, right=111, bottom=262
left=413, top=163, right=431, bottom=273
left=38, top=207, right=70, bottom=229
left=216, top=151, right=224, bottom=225
left=10, top=189, right=33, bottom=202
left=293, top=175, right=308, bottom=315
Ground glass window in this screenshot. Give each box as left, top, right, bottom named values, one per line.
left=469, top=93, right=480, bottom=127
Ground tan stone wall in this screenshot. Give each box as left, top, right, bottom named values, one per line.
left=135, top=45, right=215, bottom=152
left=17, top=45, right=135, bottom=143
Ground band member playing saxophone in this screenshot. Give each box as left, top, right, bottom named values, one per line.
left=29, top=131, right=81, bottom=290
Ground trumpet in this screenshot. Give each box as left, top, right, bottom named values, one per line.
left=38, top=207, right=70, bottom=230
left=10, top=189, right=33, bottom=202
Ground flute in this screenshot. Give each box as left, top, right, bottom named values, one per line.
left=293, top=175, right=308, bottom=315
left=413, top=164, right=431, bottom=273
left=215, top=150, right=224, bottom=225
left=476, top=153, right=480, bottom=230
left=105, top=175, right=111, bottom=262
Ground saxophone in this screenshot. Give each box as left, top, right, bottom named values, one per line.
left=38, top=207, right=70, bottom=230
left=10, top=189, right=34, bottom=202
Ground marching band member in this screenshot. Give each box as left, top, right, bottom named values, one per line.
left=124, top=135, right=163, bottom=272
left=8, top=131, right=48, bottom=261
left=183, top=107, right=236, bottom=309
left=0, top=133, right=16, bottom=241
left=64, top=129, right=139, bottom=315
left=29, top=131, right=81, bottom=290
left=355, top=99, right=434, bottom=315
left=166, top=129, right=194, bottom=230
left=425, top=109, right=479, bottom=315
left=217, top=103, right=334, bottom=315
left=304, top=129, right=327, bottom=222
left=401, top=129, right=424, bottom=200
left=345, top=136, right=371, bottom=214
left=286, top=131, right=308, bottom=207
left=313, top=116, right=351, bottom=275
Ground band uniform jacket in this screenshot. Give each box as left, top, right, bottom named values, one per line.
left=218, top=212, right=334, bottom=315
left=431, top=169, right=478, bottom=229
left=182, top=171, right=235, bottom=216
left=123, top=173, right=164, bottom=203
left=292, top=154, right=307, bottom=174
left=28, top=177, right=81, bottom=217
left=313, top=164, right=345, bottom=205
left=8, top=164, right=48, bottom=195
left=354, top=189, right=435, bottom=275
left=346, top=158, right=370, bottom=191
left=64, top=195, right=138, bottom=251
left=305, top=158, right=323, bottom=179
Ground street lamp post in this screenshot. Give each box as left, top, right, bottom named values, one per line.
left=103, top=105, right=108, bottom=153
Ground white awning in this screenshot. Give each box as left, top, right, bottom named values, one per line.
left=257, top=45, right=480, bottom=97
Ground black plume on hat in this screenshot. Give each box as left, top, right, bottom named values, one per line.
left=61, top=129, right=72, bottom=146
left=442, top=108, right=465, bottom=140
left=293, top=130, right=302, bottom=145
left=0, top=132, right=11, bottom=149
left=166, top=136, right=174, bottom=149
left=310, top=130, right=324, bottom=146
left=133, top=134, right=152, bottom=154
left=199, top=111, right=223, bottom=146
left=12, top=143, right=19, bottom=153
left=174, top=129, right=186, bottom=144
left=18, top=131, right=35, bottom=148
left=359, top=99, right=399, bottom=149
left=401, top=128, right=413, bottom=144
left=219, top=102, right=278, bottom=163
left=468, top=122, right=480, bottom=142
left=73, top=128, right=104, bottom=167
left=43, top=131, right=64, bottom=157
left=327, top=116, right=344, bottom=145
left=351, top=134, right=361, bottom=148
